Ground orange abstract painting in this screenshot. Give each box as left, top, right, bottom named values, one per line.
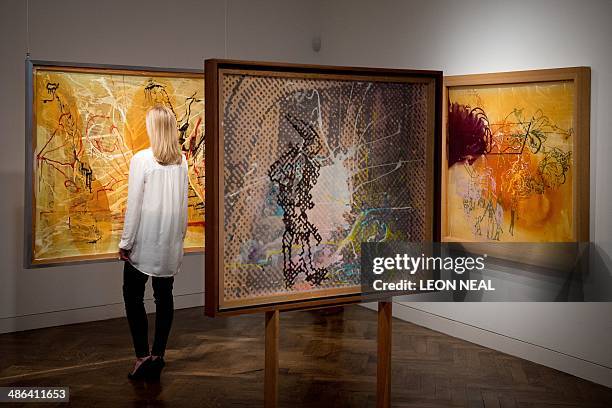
left=446, top=81, right=575, bottom=242
left=30, top=65, right=204, bottom=265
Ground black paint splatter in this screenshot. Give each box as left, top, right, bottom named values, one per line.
left=268, top=114, right=328, bottom=288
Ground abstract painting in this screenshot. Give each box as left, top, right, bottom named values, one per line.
left=443, top=68, right=590, bottom=245
left=26, top=61, right=205, bottom=266
left=205, top=60, right=441, bottom=314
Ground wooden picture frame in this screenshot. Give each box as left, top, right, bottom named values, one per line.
left=25, top=60, right=205, bottom=268
left=441, top=67, right=590, bottom=262
left=205, top=59, right=442, bottom=316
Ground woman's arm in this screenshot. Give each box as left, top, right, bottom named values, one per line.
left=119, top=154, right=146, bottom=251
left=181, top=159, right=189, bottom=241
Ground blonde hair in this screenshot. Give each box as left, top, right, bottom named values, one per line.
left=146, top=105, right=182, bottom=165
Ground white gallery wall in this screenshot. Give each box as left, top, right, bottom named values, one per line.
left=1, top=0, right=611, bottom=388
left=0, top=0, right=320, bottom=333
left=316, top=0, right=612, bottom=387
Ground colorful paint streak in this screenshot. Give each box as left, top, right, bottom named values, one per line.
left=446, top=81, right=574, bottom=242
left=32, top=68, right=204, bottom=263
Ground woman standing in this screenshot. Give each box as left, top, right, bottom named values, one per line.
left=119, top=105, right=189, bottom=381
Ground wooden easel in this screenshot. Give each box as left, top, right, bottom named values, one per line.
left=264, top=309, right=280, bottom=408
left=264, top=301, right=393, bottom=408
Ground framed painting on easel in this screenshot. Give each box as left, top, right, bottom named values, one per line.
left=205, top=59, right=442, bottom=316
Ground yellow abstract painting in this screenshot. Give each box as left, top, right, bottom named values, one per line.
left=30, top=65, right=204, bottom=265
left=446, top=81, right=574, bottom=242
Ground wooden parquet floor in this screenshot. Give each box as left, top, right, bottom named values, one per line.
left=0, top=305, right=610, bottom=407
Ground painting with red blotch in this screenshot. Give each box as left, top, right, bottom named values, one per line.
left=30, top=65, right=204, bottom=265
left=446, top=82, right=575, bottom=242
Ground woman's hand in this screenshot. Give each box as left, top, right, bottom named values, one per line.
left=119, top=248, right=131, bottom=261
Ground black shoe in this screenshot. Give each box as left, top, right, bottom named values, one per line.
left=127, top=358, right=152, bottom=381
left=146, top=357, right=165, bottom=381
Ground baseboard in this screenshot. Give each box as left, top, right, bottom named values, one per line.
left=0, top=292, right=204, bottom=334
left=361, top=302, right=612, bottom=388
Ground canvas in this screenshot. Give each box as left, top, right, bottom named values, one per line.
left=205, top=60, right=441, bottom=315
left=26, top=61, right=205, bottom=266
left=442, top=68, right=590, bottom=247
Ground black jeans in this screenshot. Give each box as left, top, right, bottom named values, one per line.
left=122, top=261, right=174, bottom=358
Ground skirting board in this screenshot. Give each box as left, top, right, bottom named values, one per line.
left=0, top=292, right=204, bottom=334
left=361, top=302, right=612, bottom=388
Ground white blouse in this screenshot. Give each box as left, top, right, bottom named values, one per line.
left=119, top=148, right=189, bottom=277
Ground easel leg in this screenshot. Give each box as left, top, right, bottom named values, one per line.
left=265, top=310, right=279, bottom=408
left=377, top=301, right=392, bottom=408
